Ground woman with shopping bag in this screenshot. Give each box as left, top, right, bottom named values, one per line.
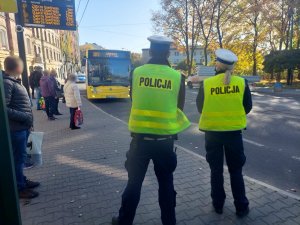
left=63, top=73, right=82, bottom=130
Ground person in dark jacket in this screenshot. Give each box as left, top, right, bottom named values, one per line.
left=196, top=49, right=252, bottom=217
left=29, top=67, right=43, bottom=109
left=40, top=70, right=56, bottom=120
left=3, top=56, right=40, bottom=199
left=50, top=69, right=63, bottom=115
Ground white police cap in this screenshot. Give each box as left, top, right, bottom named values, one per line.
left=215, top=49, right=238, bottom=65
left=147, top=35, right=173, bottom=45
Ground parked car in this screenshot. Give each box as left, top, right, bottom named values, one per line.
left=76, top=73, right=86, bottom=83
left=186, top=66, right=216, bottom=89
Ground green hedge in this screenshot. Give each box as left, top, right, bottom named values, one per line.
left=263, top=50, right=300, bottom=73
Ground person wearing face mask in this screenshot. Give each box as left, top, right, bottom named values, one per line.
left=196, top=49, right=252, bottom=217
left=3, top=56, right=40, bottom=199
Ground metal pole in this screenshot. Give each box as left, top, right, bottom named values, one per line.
left=40, top=28, right=47, bottom=69
left=14, top=0, right=30, bottom=93
left=5, top=13, right=15, bottom=56
left=0, top=71, right=22, bottom=225
left=290, top=9, right=295, bottom=50
left=287, top=6, right=295, bottom=85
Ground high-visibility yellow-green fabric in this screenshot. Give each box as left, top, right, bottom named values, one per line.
left=199, top=73, right=246, bottom=131
left=129, top=64, right=190, bottom=135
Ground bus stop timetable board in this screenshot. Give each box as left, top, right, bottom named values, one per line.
left=20, top=0, right=76, bottom=30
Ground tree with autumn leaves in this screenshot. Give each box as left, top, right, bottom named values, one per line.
left=153, top=0, right=300, bottom=82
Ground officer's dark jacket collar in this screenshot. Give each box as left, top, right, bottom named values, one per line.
left=147, top=58, right=171, bottom=67
left=2, top=71, right=21, bottom=84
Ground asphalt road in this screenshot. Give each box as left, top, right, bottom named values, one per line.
left=88, top=88, right=300, bottom=195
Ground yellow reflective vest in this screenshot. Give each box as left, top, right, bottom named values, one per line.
left=129, top=64, right=190, bottom=135
left=199, top=73, right=247, bottom=131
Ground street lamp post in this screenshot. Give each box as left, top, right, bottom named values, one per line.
left=287, top=4, right=295, bottom=85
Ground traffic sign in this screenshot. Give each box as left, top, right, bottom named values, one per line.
left=20, top=0, right=76, bottom=30
left=0, top=0, right=17, bottom=13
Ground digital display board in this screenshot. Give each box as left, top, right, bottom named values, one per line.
left=88, top=50, right=131, bottom=59
left=21, top=0, right=76, bottom=30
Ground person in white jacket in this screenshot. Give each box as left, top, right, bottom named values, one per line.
left=63, top=73, right=82, bottom=130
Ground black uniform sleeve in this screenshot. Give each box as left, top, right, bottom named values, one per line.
left=129, top=69, right=134, bottom=100
left=177, top=75, right=186, bottom=110
left=4, top=80, right=31, bottom=123
left=196, top=81, right=204, bottom=113
left=243, top=80, right=252, bottom=114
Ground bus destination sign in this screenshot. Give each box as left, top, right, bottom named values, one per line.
left=89, top=50, right=131, bottom=59
left=21, top=0, right=76, bottom=30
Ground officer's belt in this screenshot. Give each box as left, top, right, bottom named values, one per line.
left=143, top=137, right=172, bottom=141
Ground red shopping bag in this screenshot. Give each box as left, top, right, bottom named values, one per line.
left=74, top=109, right=83, bottom=127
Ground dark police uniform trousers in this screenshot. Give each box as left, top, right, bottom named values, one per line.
left=205, top=130, right=249, bottom=211
left=118, top=136, right=177, bottom=225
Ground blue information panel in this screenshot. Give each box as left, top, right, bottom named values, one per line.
left=21, top=0, right=76, bottom=30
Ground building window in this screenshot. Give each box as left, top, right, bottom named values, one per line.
left=26, top=38, right=32, bottom=54
left=38, top=47, right=41, bottom=54
left=46, top=48, right=49, bottom=59
left=52, top=35, right=54, bottom=44
left=32, top=28, right=35, bottom=37
left=50, top=49, right=53, bottom=60
left=174, top=51, right=179, bottom=56
left=44, top=31, right=47, bottom=42
left=0, top=28, right=8, bottom=49
left=48, top=33, right=51, bottom=43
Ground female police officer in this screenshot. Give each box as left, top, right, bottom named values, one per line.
left=196, top=49, right=252, bottom=217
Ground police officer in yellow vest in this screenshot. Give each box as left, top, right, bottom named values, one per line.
left=197, top=49, right=252, bottom=217
left=112, top=36, right=190, bottom=225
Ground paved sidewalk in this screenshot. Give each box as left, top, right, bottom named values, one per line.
left=20, top=97, right=300, bottom=225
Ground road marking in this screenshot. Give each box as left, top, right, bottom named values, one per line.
left=243, top=138, right=265, bottom=147
left=88, top=100, right=128, bottom=125
left=177, top=145, right=300, bottom=200
left=292, top=156, right=300, bottom=161
left=190, top=122, right=265, bottom=148
left=88, top=99, right=300, bottom=200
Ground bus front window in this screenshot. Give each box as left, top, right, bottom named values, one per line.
left=88, top=58, right=130, bottom=86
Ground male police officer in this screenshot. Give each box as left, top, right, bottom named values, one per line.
left=112, top=35, right=190, bottom=225
left=196, top=49, right=252, bottom=217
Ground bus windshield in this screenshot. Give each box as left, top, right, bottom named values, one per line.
left=87, top=51, right=131, bottom=87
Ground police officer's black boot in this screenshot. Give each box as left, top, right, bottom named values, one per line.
left=111, top=216, right=119, bottom=225
left=213, top=206, right=223, bottom=215
left=236, top=206, right=249, bottom=218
